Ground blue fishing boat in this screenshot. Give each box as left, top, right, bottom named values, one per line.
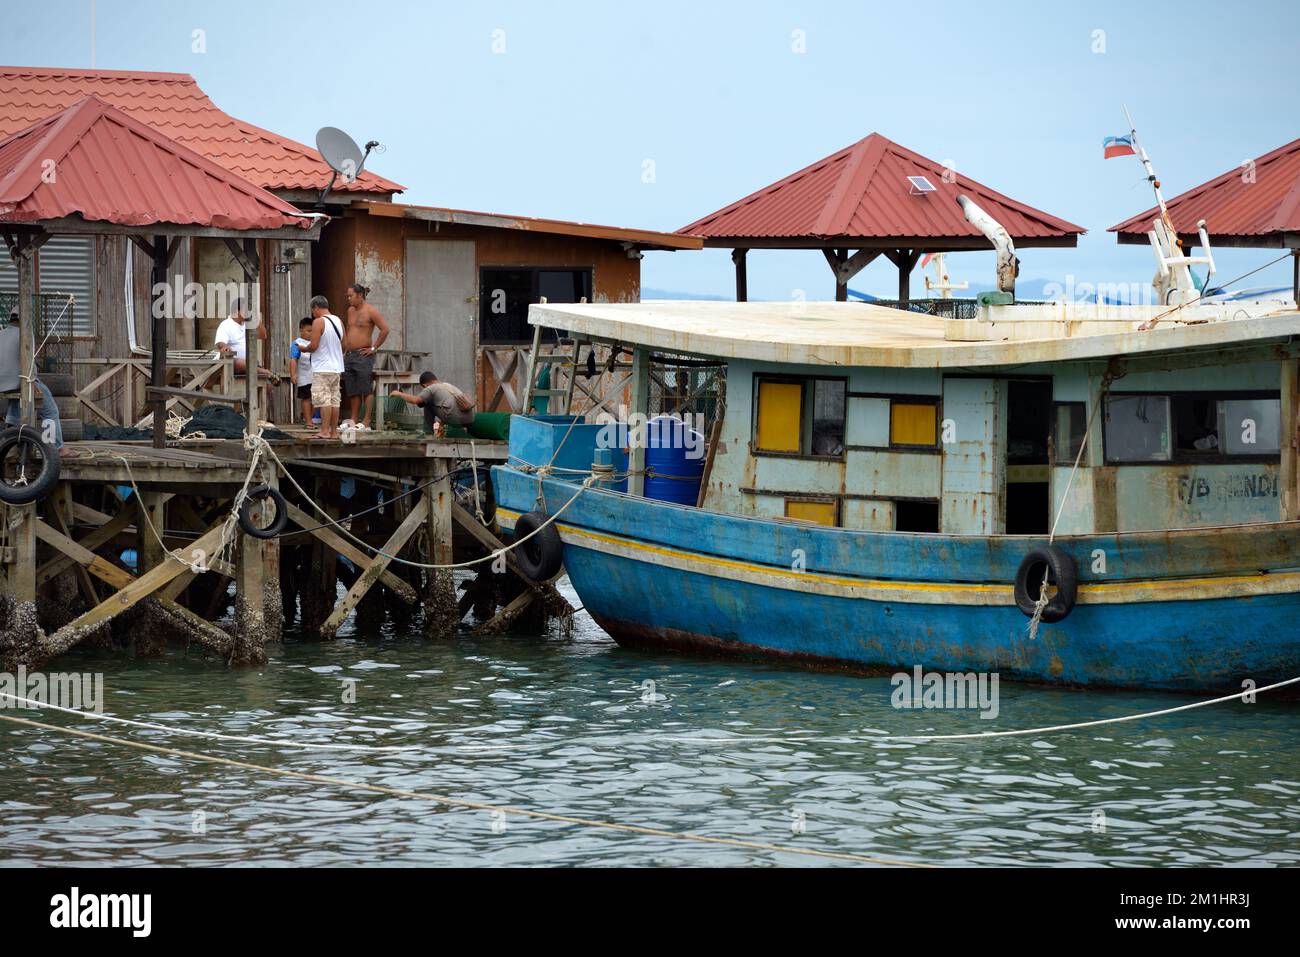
left=491, top=198, right=1300, bottom=691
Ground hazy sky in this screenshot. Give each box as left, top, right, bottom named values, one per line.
left=4, top=0, right=1298, bottom=300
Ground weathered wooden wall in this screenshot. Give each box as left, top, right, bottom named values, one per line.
left=316, top=210, right=643, bottom=408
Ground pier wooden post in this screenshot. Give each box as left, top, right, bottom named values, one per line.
left=2, top=239, right=39, bottom=609
left=628, top=346, right=650, bottom=497
left=137, top=491, right=167, bottom=573
left=299, top=476, right=338, bottom=637
left=234, top=495, right=267, bottom=660
left=149, top=235, right=172, bottom=450
left=260, top=471, right=283, bottom=638
left=2, top=504, right=37, bottom=606
left=423, top=461, right=457, bottom=639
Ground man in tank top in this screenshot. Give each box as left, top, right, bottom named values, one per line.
left=301, top=295, right=346, bottom=440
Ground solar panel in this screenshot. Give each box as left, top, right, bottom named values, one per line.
left=908, top=176, right=937, bottom=194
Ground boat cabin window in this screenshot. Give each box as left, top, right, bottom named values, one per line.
left=1052, top=402, right=1087, bottom=464
left=753, top=375, right=846, bottom=457
left=889, top=400, right=939, bottom=449
left=895, top=499, right=940, bottom=532
left=785, top=498, right=837, bottom=527
left=1219, top=397, right=1281, bottom=456
left=1105, top=392, right=1281, bottom=463
left=1104, top=395, right=1172, bottom=462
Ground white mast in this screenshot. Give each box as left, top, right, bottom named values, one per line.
left=922, top=253, right=968, bottom=300
left=1124, top=106, right=1215, bottom=310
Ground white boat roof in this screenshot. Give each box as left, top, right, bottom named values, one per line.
left=528, top=300, right=1300, bottom=368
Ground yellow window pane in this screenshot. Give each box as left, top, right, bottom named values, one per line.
left=891, top=402, right=937, bottom=446
left=785, top=499, right=837, bottom=526
left=757, top=381, right=802, bottom=452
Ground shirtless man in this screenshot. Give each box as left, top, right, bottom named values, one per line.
left=342, top=282, right=389, bottom=429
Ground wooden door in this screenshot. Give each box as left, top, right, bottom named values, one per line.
left=403, top=240, right=477, bottom=394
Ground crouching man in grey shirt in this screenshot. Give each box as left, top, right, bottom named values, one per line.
left=390, top=371, right=474, bottom=436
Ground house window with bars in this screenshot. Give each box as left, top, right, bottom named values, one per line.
left=479, top=267, right=591, bottom=344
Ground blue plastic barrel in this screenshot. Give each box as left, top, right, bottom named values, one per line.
left=644, top=415, right=705, bottom=505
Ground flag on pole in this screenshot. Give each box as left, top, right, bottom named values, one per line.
left=1103, top=134, right=1137, bottom=159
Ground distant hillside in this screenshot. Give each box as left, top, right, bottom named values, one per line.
left=641, top=288, right=729, bottom=301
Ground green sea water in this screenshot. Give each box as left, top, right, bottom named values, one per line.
left=1, top=578, right=1297, bottom=867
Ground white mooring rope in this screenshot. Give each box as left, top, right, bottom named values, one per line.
left=0, top=692, right=417, bottom=752
left=889, top=674, right=1300, bottom=741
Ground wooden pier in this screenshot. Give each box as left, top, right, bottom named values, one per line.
left=0, top=428, right=576, bottom=670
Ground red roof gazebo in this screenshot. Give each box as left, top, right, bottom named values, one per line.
left=0, top=65, right=404, bottom=197
left=678, top=133, right=1085, bottom=303
left=0, top=95, right=321, bottom=445
left=1110, top=136, right=1300, bottom=302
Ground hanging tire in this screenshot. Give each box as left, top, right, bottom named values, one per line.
left=1014, top=545, right=1078, bottom=623
left=512, top=510, right=564, bottom=581
left=238, top=484, right=289, bottom=539
left=0, top=425, right=60, bottom=506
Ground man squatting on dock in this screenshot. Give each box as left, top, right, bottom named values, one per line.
left=391, top=372, right=475, bottom=436
left=341, top=282, right=390, bottom=430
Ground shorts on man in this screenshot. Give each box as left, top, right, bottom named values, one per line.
left=343, top=351, right=375, bottom=397
left=312, top=371, right=342, bottom=409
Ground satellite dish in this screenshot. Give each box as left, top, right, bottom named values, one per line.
left=315, top=126, right=381, bottom=205
left=317, top=127, right=365, bottom=181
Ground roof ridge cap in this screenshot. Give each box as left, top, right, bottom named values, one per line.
left=0, top=96, right=98, bottom=204
left=814, top=134, right=888, bottom=236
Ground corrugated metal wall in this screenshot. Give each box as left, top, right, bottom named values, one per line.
left=0, top=236, right=96, bottom=336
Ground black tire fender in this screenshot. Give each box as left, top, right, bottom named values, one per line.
left=0, top=425, right=60, bottom=506
left=512, top=510, right=564, bottom=581
left=1013, top=545, right=1078, bottom=623
left=238, top=484, right=289, bottom=539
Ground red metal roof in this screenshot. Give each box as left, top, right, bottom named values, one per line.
left=0, top=95, right=314, bottom=231
left=679, top=133, right=1084, bottom=245
left=1110, top=137, right=1300, bottom=243
left=0, top=66, right=404, bottom=196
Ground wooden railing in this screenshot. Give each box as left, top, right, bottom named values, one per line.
left=71, top=356, right=236, bottom=429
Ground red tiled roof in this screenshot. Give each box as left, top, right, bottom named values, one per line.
left=1110, top=137, right=1300, bottom=241
left=679, top=133, right=1084, bottom=245
left=0, top=95, right=313, bottom=231
left=0, top=66, right=404, bottom=195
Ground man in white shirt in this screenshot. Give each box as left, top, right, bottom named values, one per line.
left=213, top=298, right=267, bottom=375
left=300, top=295, right=346, bottom=440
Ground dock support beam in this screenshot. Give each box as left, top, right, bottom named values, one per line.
left=234, top=489, right=273, bottom=661
left=423, top=462, right=457, bottom=639
left=137, top=491, right=167, bottom=573
left=0, top=233, right=42, bottom=657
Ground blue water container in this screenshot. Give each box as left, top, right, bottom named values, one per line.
left=644, top=415, right=705, bottom=505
